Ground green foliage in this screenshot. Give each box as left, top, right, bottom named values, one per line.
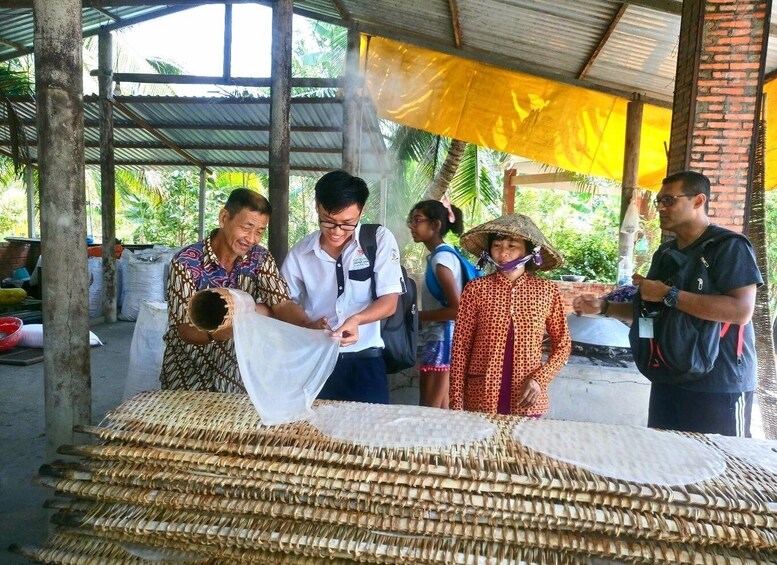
left=514, top=188, right=622, bottom=282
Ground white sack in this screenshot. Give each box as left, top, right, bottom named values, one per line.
left=19, top=324, right=103, bottom=348
left=123, top=300, right=168, bottom=400
left=227, top=288, right=339, bottom=426
left=119, top=249, right=169, bottom=321
left=88, top=256, right=103, bottom=319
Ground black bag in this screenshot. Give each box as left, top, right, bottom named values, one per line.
left=628, top=229, right=746, bottom=384
left=359, top=224, right=418, bottom=373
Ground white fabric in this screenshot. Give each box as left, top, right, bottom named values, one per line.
left=310, top=402, right=497, bottom=448
left=123, top=301, right=167, bottom=400
left=281, top=224, right=404, bottom=353
left=227, top=288, right=340, bottom=426
left=19, top=324, right=102, bottom=348
left=512, top=419, right=726, bottom=486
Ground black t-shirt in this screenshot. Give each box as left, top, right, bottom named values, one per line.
left=645, top=225, right=763, bottom=393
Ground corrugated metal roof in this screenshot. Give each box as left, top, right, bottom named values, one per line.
left=3, top=1, right=775, bottom=106
left=0, top=5, right=194, bottom=62
left=0, top=95, right=387, bottom=177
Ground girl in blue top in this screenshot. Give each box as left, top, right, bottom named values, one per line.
left=407, top=198, right=466, bottom=408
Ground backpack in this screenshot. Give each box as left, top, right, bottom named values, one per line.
left=628, top=228, right=747, bottom=384
left=425, top=245, right=481, bottom=306
left=359, top=224, right=418, bottom=374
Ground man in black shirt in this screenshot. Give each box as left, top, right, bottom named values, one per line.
left=573, top=171, right=763, bottom=437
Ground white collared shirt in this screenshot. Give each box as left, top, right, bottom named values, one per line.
left=281, top=224, right=405, bottom=352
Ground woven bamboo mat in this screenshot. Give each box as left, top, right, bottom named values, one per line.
left=18, top=390, right=777, bottom=564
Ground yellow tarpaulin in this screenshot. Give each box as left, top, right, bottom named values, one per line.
left=363, top=36, right=776, bottom=191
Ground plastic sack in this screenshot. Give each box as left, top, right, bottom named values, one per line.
left=19, top=324, right=103, bottom=348
left=119, top=248, right=171, bottom=321
left=226, top=289, right=339, bottom=426
left=123, top=300, right=168, bottom=400
left=88, top=256, right=103, bottom=319
left=620, top=194, right=640, bottom=234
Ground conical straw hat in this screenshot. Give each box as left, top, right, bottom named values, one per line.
left=460, top=214, right=563, bottom=271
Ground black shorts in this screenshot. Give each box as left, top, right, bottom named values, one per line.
left=318, top=355, right=390, bottom=404
left=647, top=383, right=753, bottom=437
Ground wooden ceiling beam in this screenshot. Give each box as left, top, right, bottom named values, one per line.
left=447, top=0, right=463, bottom=49
left=618, top=0, right=681, bottom=15
left=578, top=3, right=627, bottom=80
left=89, top=6, right=120, bottom=22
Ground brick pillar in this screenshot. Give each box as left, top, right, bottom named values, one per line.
left=667, top=0, right=770, bottom=232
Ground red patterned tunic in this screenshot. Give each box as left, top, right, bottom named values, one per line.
left=160, top=230, right=292, bottom=393
left=450, top=272, right=571, bottom=415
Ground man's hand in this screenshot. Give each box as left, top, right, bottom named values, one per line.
left=517, top=378, right=540, bottom=408
left=332, top=316, right=360, bottom=347
left=632, top=274, right=670, bottom=302
left=572, top=293, right=605, bottom=316
left=306, top=316, right=332, bottom=331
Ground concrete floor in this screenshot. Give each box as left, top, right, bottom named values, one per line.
left=0, top=321, right=763, bottom=564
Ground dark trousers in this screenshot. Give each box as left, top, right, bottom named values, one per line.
left=318, top=355, right=390, bottom=404
left=647, top=383, right=753, bottom=437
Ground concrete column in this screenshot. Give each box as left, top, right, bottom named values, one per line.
left=33, top=0, right=91, bottom=461
left=617, top=96, right=643, bottom=285
left=268, top=0, right=292, bottom=264
left=342, top=26, right=360, bottom=174
left=667, top=0, right=770, bottom=232
left=25, top=166, right=35, bottom=238
left=198, top=167, right=206, bottom=240
left=99, top=29, right=117, bottom=323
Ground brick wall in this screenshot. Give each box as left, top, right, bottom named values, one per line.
left=0, top=241, right=41, bottom=280
left=668, top=0, right=768, bottom=232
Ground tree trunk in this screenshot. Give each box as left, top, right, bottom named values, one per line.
left=423, top=139, right=467, bottom=200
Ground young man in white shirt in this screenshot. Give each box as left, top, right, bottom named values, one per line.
left=281, top=170, right=405, bottom=403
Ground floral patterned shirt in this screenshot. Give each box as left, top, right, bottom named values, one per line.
left=160, top=230, right=291, bottom=393
left=450, top=272, right=571, bottom=415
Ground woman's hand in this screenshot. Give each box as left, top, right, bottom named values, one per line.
left=517, top=378, right=540, bottom=408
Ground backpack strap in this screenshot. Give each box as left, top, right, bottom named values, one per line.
left=719, top=322, right=746, bottom=366
left=358, top=223, right=380, bottom=301
left=425, top=245, right=457, bottom=305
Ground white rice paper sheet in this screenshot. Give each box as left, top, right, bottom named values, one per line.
left=710, top=434, right=777, bottom=474
left=310, top=402, right=497, bottom=448
left=512, top=419, right=726, bottom=486
left=228, top=288, right=340, bottom=426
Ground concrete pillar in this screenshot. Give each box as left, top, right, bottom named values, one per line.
left=617, top=96, right=643, bottom=285
left=667, top=0, right=770, bottom=232
left=268, top=0, right=292, bottom=264
left=342, top=26, right=360, bottom=174
left=25, top=166, right=35, bottom=238
left=33, top=0, right=91, bottom=461
left=99, top=29, right=117, bottom=323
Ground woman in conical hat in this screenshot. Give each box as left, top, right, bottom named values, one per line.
left=449, top=214, right=571, bottom=416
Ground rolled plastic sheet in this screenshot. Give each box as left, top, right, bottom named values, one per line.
left=188, top=288, right=340, bottom=426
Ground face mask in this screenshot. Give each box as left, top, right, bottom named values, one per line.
left=477, top=245, right=543, bottom=272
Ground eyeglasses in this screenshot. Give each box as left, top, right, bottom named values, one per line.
left=654, top=194, right=695, bottom=208
left=319, top=219, right=358, bottom=232
left=406, top=217, right=432, bottom=227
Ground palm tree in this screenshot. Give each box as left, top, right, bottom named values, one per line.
left=0, top=61, right=33, bottom=179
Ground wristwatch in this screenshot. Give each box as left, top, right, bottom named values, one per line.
left=662, top=286, right=681, bottom=308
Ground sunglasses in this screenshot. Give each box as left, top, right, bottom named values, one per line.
left=654, top=194, right=695, bottom=208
